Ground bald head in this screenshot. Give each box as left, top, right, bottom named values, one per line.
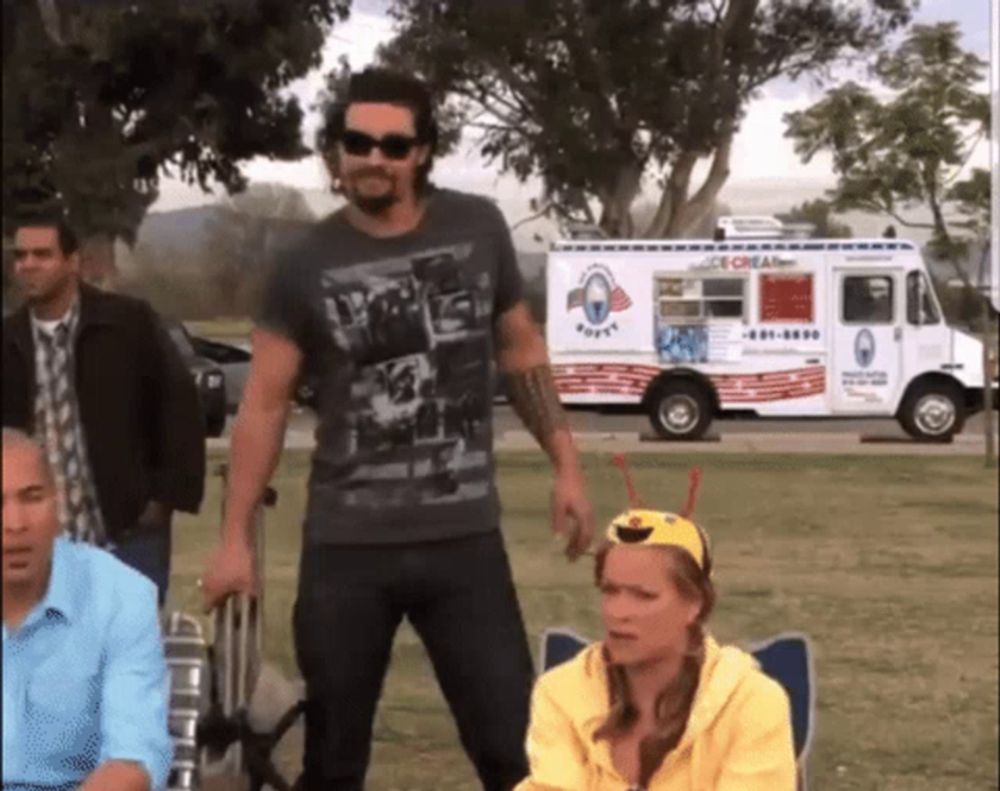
left=3, top=427, right=62, bottom=595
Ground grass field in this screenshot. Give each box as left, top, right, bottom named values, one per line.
left=186, top=319, right=255, bottom=340
left=168, top=451, right=999, bottom=791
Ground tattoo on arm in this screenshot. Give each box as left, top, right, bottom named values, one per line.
left=505, top=365, right=569, bottom=447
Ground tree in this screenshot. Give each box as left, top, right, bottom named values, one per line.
left=201, top=183, right=317, bottom=315
left=785, top=23, right=990, bottom=253
left=375, top=0, right=914, bottom=239
left=776, top=198, right=853, bottom=238
left=785, top=22, right=994, bottom=464
left=633, top=198, right=732, bottom=240
left=3, top=0, right=349, bottom=285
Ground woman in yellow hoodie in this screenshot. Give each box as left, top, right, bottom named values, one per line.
left=516, top=464, right=796, bottom=791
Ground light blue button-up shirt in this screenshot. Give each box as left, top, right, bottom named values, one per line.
left=2, top=537, right=173, bottom=790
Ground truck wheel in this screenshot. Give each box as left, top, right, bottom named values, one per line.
left=898, top=381, right=965, bottom=442
left=648, top=380, right=713, bottom=441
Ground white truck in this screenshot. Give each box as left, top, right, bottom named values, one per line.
left=546, top=237, right=997, bottom=441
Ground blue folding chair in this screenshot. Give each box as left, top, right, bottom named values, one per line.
left=539, top=628, right=815, bottom=791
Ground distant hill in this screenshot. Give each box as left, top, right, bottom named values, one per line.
left=136, top=206, right=219, bottom=253
left=135, top=205, right=547, bottom=280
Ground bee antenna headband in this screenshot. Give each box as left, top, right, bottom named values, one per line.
left=680, top=466, right=703, bottom=519
left=611, top=453, right=645, bottom=508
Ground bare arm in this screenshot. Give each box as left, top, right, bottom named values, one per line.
left=496, top=302, right=576, bottom=471
left=79, top=760, right=150, bottom=791
left=496, top=302, right=594, bottom=558
left=221, top=327, right=302, bottom=548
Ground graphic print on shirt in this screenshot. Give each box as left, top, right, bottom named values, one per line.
left=319, top=242, right=494, bottom=509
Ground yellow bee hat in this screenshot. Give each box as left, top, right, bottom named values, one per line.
left=606, top=455, right=710, bottom=572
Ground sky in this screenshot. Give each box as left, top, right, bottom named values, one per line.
left=152, top=0, right=995, bottom=248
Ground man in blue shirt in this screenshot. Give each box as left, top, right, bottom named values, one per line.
left=2, top=428, right=173, bottom=791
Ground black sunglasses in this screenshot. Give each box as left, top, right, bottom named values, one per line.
left=340, top=129, right=420, bottom=160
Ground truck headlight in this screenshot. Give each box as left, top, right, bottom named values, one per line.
left=206, top=372, right=223, bottom=388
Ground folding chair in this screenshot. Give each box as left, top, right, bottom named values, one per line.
left=163, top=467, right=304, bottom=791
left=539, top=628, right=815, bottom=790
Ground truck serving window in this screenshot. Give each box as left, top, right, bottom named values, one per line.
left=843, top=275, right=894, bottom=324
left=906, top=271, right=941, bottom=326
left=656, top=276, right=746, bottom=321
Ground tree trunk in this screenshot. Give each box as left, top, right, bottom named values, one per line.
left=666, top=126, right=734, bottom=238
left=643, top=151, right=697, bottom=238
left=598, top=162, right=643, bottom=237
left=80, top=233, right=118, bottom=290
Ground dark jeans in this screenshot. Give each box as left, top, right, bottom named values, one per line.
left=293, top=530, right=534, bottom=791
left=109, top=523, right=172, bottom=607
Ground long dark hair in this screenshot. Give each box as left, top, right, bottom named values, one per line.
left=317, top=68, right=439, bottom=195
left=593, top=542, right=716, bottom=786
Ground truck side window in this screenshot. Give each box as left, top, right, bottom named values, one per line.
left=656, top=275, right=746, bottom=321
left=843, top=275, right=894, bottom=324
left=906, top=271, right=941, bottom=326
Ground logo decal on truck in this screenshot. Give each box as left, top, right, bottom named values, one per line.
left=692, top=254, right=796, bottom=272
left=854, top=329, right=876, bottom=368
left=566, top=264, right=633, bottom=337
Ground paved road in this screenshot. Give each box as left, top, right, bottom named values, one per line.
left=219, top=405, right=996, bottom=439
left=497, top=406, right=991, bottom=438
left=268, top=405, right=990, bottom=439
left=212, top=406, right=995, bottom=456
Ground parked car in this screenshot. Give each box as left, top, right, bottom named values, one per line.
left=188, top=335, right=251, bottom=415
left=186, top=331, right=320, bottom=413
left=162, top=318, right=228, bottom=438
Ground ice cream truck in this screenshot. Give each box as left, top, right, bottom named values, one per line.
left=546, top=237, right=997, bottom=441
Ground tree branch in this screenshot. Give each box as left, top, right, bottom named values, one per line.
left=719, top=0, right=759, bottom=41
left=943, top=133, right=985, bottom=187
left=567, top=0, right=622, bottom=132
left=655, top=151, right=697, bottom=237
left=467, top=120, right=518, bottom=134
left=686, top=121, right=734, bottom=208
left=511, top=202, right=555, bottom=231
left=858, top=201, right=936, bottom=230
left=642, top=171, right=676, bottom=238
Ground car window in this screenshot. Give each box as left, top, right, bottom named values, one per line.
left=166, top=322, right=196, bottom=357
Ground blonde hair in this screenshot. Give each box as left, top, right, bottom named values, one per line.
left=592, top=542, right=716, bottom=786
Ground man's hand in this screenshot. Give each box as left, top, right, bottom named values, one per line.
left=78, top=759, right=150, bottom=791
left=199, top=327, right=300, bottom=613
left=551, top=465, right=595, bottom=561
left=200, top=535, right=257, bottom=613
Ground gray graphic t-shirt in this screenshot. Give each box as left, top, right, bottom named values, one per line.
left=258, top=189, right=523, bottom=545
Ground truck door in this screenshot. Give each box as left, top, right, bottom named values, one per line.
left=831, top=269, right=904, bottom=412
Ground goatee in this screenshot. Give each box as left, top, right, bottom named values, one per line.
left=353, top=192, right=399, bottom=216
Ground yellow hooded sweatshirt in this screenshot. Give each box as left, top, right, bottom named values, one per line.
left=515, top=636, right=796, bottom=791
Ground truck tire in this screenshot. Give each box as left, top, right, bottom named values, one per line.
left=898, top=381, right=965, bottom=442
left=647, top=379, right=713, bottom=441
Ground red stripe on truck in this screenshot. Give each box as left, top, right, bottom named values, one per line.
left=553, top=364, right=826, bottom=402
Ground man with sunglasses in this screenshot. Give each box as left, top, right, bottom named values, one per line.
left=200, top=68, right=595, bottom=791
